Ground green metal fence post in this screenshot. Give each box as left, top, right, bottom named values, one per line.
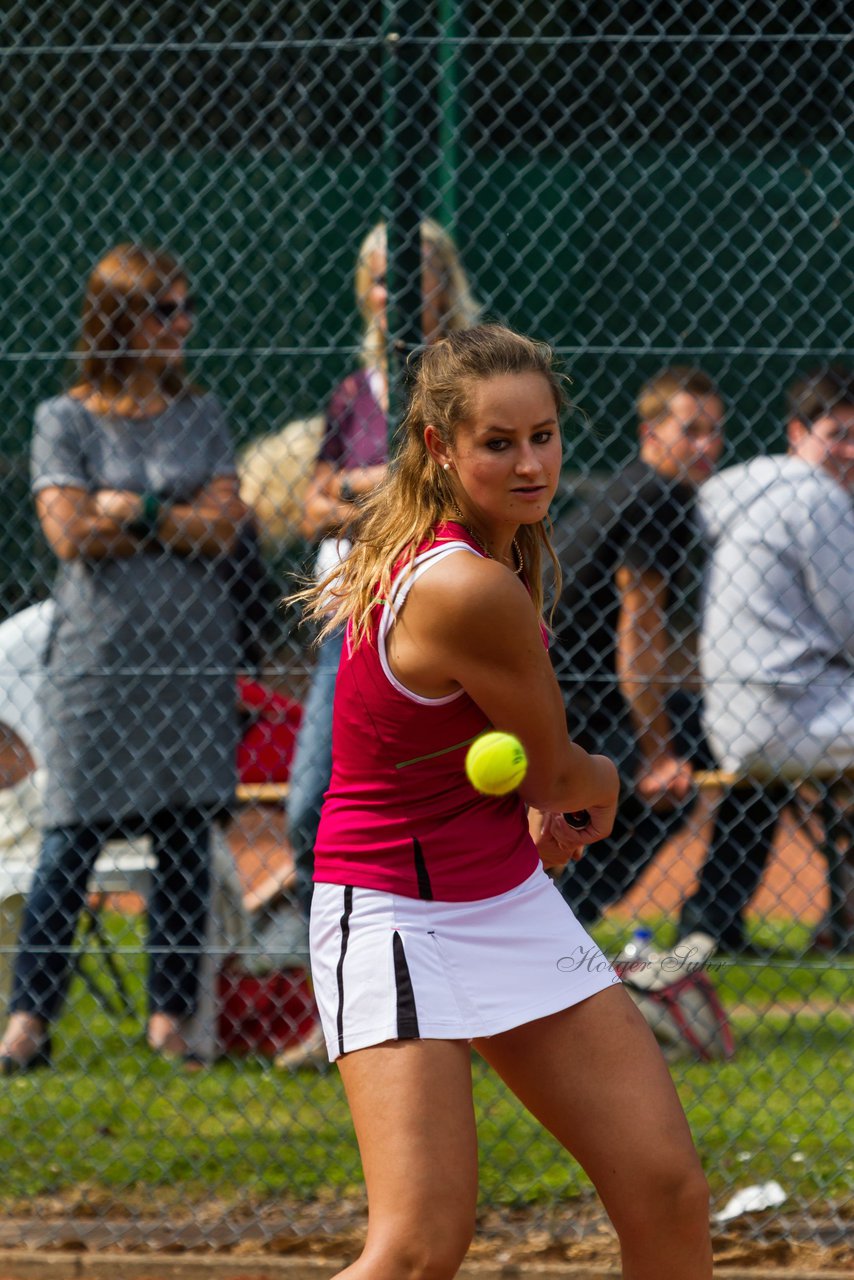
left=437, top=0, right=460, bottom=234
left=382, top=2, right=432, bottom=434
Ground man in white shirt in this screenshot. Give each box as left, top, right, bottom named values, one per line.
left=679, top=367, right=854, bottom=951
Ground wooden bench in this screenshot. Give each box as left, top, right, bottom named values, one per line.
left=235, top=781, right=290, bottom=805
left=692, top=765, right=854, bottom=951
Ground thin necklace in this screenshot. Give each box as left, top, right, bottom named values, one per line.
left=452, top=517, right=524, bottom=575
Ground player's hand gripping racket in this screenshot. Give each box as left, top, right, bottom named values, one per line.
left=563, top=809, right=591, bottom=828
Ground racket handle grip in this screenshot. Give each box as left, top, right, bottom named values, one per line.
left=563, top=809, right=591, bottom=829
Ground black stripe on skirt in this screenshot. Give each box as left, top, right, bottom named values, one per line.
left=335, top=885, right=354, bottom=1056
left=392, top=930, right=420, bottom=1039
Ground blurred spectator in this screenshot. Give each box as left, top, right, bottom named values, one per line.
left=275, top=218, right=478, bottom=1070
left=678, top=367, right=854, bottom=952
left=287, top=221, right=479, bottom=911
left=0, top=243, right=248, bottom=1074
left=238, top=415, right=326, bottom=555
left=224, top=518, right=284, bottom=676
left=0, top=600, right=255, bottom=1064
left=552, top=368, right=725, bottom=926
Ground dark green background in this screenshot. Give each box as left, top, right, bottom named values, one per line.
left=1, top=0, right=850, bottom=612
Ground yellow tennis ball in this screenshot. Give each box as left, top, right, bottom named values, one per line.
left=465, top=731, right=528, bottom=796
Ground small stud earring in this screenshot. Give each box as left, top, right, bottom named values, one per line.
left=442, top=462, right=451, bottom=472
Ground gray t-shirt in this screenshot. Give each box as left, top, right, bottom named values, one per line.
left=32, top=391, right=240, bottom=826
left=699, top=455, right=854, bottom=771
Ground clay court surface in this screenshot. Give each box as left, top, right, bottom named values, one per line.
left=0, top=1190, right=851, bottom=1278
left=616, top=793, right=828, bottom=927
left=0, top=1209, right=851, bottom=1280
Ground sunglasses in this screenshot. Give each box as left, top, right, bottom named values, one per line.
left=149, top=296, right=196, bottom=323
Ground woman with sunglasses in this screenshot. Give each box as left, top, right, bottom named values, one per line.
left=0, top=243, right=249, bottom=1072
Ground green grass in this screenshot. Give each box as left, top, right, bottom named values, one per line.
left=0, top=912, right=851, bottom=1215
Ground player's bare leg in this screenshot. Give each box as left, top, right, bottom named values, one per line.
left=475, top=984, right=712, bottom=1280
left=332, top=1038, right=478, bottom=1279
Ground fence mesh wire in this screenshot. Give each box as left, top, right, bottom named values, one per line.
left=0, top=0, right=852, bottom=1264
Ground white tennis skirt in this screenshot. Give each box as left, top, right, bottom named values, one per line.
left=309, top=865, right=619, bottom=1061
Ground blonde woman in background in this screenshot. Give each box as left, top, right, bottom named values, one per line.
left=277, top=220, right=478, bottom=1069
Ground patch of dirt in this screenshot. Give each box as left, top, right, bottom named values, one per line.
left=0, top=1193, right=851, bottom=1272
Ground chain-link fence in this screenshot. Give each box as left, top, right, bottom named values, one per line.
left=0, top=0, right=852, bottom=1267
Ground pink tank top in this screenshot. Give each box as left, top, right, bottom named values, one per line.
left=313, top=523, right=539, bottom=901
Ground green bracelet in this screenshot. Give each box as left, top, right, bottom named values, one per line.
left=127, top=491, right=162, bottom=539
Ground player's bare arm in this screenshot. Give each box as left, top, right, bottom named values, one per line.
left=390, top=549, right=618, bottom=819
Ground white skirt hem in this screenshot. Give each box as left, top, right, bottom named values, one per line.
left=310, top=865, right=620, bottom=1063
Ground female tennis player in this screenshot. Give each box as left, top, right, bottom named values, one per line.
left=299, top=325, right=712, bottom=1278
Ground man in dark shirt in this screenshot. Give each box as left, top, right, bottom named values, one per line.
left=552, top=367, right=724, bottom=927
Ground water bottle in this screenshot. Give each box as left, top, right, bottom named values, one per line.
left=615, top=927, right=659, bottom=990
left=620, top=927, right=656, bottom=962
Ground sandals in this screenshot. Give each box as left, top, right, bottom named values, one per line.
left=0, top=1014, right=207, bottom=1074
left=147, top=1013, right=206, bottom=1071
left=0, top=1017, right=52, bottom=1076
